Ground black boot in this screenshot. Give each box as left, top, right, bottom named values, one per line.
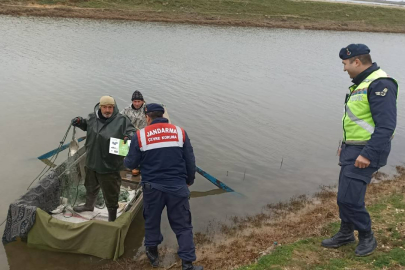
left=107, top=208, right=117, bottom=222
left=355, top=230, right=377, bottom=256
left=145, top=246, right=159, bottom=268
left=322, top=222, right=355, bottom=248
left=182, top=260, right=203, bottom=270
left=73, top=194, right=96, bottom=212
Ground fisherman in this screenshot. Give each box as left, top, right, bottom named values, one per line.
left=124, top=104, right=203, bottom=270
left=321, top=44, right=398, bottom=256
left=121, top=90, right=147, bottom=176
left=71, top=96, right=135, bottom=222
left=121, top=90, right=147, bottom=131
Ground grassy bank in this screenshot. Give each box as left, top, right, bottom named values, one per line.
left=1, top=0, right=405, bottom=32
left=238, top=192, right=405, bottom=270
left=99, top=167, right=405, bottom=269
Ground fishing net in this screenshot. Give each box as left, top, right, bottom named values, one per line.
left=58, top=149, right=131, bottom=209
left=2, top=126, right=135, bottom=244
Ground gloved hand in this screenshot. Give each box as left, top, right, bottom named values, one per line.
left=123, top=136, right=129, bottom=144
left=71, top=117, right=83, bottom=127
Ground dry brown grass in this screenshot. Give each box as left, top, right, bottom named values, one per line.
left=99, top=166, right=405, bottom=269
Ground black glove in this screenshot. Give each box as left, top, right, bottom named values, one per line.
left=123, top=136, right=129, bottom=144
left=71, top=117, right=83, bottom=127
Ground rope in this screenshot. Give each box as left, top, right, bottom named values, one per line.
left=2, top=124, right=79, bottom=227
left=0, top=218, right=6, bottom=227
left=27, top=124, right=72, bottom=190
left=71, top=177, right=81, bottom=208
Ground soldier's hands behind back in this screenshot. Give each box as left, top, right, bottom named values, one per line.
left=354, top=155, right=370, bottom=169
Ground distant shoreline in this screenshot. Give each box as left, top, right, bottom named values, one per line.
left=1, top=0, right=405, bottom=33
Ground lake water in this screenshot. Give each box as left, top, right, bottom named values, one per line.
left=0, top=15, right=404, bottom=270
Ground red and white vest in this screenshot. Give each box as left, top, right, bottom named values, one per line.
left=137, top=123, right=185, bottom=152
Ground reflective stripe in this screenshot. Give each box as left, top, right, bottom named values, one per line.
left=137, top=130, right=142, bottom=148
left=140, top=129, right=147, bottom=149
left=345, top=105, right=375, bottom=134
left=141, top=141, right=183, bottom=151
left=345, top=135, right=394, bottom=145
left=176, top=126, right=184, bottom=146
left=139, top=125, right=184, bottom=152
left=344, top=140, right=368, bottom=145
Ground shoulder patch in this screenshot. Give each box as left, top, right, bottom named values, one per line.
left=375, top=88, right=388, bottom=97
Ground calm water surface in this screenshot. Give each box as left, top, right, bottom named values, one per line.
left=0, top=15, right=404, bottom=270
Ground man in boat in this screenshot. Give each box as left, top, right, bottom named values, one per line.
left=71, top=96, right=136, bottom=222
left=124, top=104, right=203, bottom=270
left=121, top=90, right=147, bottom=176
left=321, top=44, right=398, bottom=256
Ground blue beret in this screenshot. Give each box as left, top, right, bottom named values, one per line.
left=145, top=103, right=165, bottom=113
left=339, top=44, right=370, bottom=60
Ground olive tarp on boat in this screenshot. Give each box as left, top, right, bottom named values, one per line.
left=2, top=146, right=143, bottom=260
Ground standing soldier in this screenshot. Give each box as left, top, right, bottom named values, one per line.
left=322, top=44, right=398, bottom=256
left=124, top=104, right=203, bottom=270
left=71, top=96, right=135, bottom=222
left=121, top=90, right=147, bottom=176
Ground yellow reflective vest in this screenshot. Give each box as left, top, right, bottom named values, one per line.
left=343, top=69, right=398, bottom=144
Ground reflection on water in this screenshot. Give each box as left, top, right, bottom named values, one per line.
left=190, top=189, right=227, bottom=198
left=39, top=158, right=58, bottom=168
left=1, top=15, right=404, bottom=270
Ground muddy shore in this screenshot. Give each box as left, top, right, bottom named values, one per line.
left=97, top=167, right=405, bottom=269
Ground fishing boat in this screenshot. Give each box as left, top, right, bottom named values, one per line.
left=2, top=106, right=172, bottom=260
left=2, top=137, right=145, bottom=260
left=2, top=106, right=236, bottom=260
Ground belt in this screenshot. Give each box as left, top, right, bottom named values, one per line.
left=343, top=135, right=394, bottom=146
left=343, top=140, right=368, bottom=146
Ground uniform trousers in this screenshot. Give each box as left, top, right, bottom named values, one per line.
left=337, top=164, right=378, bottom=231
left=142, top=183, right=196, bottom=261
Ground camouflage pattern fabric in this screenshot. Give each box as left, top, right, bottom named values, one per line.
left=121, top=103, right=147, bottom=131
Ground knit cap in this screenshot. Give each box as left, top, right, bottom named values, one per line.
left=131, top=90, right=144, bottom=101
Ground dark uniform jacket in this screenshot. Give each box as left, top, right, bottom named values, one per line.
left=77, top=102, right=135, bottom=173
left=124, top=118, right=196, bottom=197
left=340, top=63, right=398, bottom=168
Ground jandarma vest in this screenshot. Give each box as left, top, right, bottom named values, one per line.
left=343, top=69, right=398, bottom=144
left=137, top=123, right=185, bottom=151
